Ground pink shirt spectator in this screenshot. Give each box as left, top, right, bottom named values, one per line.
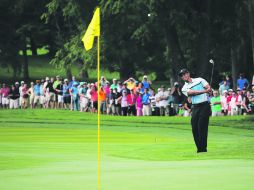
left=221, top=95, right=228, bottom=110
left=1, top=87, right=10, bottom=97
left=136, top=96, right=143, bottom=109
left=103, top=85, right=111, bottom=96
left=90, top=89, right=98, bottom=102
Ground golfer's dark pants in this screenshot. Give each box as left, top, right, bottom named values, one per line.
left=191, top=102, right=211, bottom=152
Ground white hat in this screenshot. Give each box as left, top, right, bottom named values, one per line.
left=64, top=78, right=68, bottom=82
left=143, top=75, right=148, bottom=78
left=45, top=77, right=49, bottom=80
left=15, top=82, right=19, bottom=85
left=21, top=81, right=24, bottom=84
left=223, top=90, right=228, bottom=93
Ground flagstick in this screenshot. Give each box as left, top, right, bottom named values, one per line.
left=97, top=36, right=101, bottom=190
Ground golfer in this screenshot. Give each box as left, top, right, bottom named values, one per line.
left=179, top=69, right=212, bottom=153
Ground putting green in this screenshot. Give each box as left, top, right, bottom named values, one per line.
left=0, top=110, right=254, bottom=190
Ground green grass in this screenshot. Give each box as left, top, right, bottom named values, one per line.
left=0, top=109, right=254, bottom=190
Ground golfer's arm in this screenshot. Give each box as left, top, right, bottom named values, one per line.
left=187, top=84, right=211, bottom=96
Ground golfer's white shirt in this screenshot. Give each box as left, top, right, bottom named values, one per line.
left=182, top=78, right=209, bottom=104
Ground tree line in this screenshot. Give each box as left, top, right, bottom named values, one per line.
left=0, top=0, right=254, bottom=88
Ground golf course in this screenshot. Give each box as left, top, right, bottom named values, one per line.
left=0, top=109, right=254, bottom=190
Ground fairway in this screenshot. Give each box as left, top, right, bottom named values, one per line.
left=0, top=110, right=254, bottom=190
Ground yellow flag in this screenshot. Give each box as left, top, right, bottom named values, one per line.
left=82, top=7, right=100, bottom=51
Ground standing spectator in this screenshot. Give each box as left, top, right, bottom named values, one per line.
left=142, top=88, right=151, bottom=116
left=21, top=83, right=29, bottom=109
left=149, top=90, right=156, bottom=116
left=221, top=90, right=229, bottom=115
left=33, top=80, right=41, bottom=108
left=219, top=79, right=229, bottom=96
left=183, top=97, right=192, bottom=117
left=142, top=75, right=152, bottom=91
left=226, top=89, right=233, bottom=115
left=117, top=81, right=123, bottom=93
left=19, top=81, right=25, bottom=108
left=110, top=78, right=118, bottom=90
left=63, top=79, right=71, bottom=110
left=237, top=73, right=249, bottom=90
left=1, top=83, right=10, bottom=109
left=90, top=85, right=98, bottom=113
left=107, top=88, right=117, bottom=115
left=157, top=85, right=168, bottom=116
left=127, top=89, right=137, bottom=116
left=210, top=90, right=222, bottom=116
left=70, top=82, right=79, bottom=111
left=79, top=82, right=89, bottom=112
left=241, top=88, right=251, bottom=114
left=136, top=91, right=143, bottom=116
left=40, top=79, right=46, bottom=108
left=117, top=90, right=129, bottom=116
left=9, top=83, right=20, bottom=109
left=124, top=77, right=136, bottom=91
left=171, top=82, right=182, bottom=115
left=45, top=77, right=55, bottom=108
left=99, top=86, right=107, bottom=114
left=68, top=76, right=79, bottom=110
left=28, top=82, right=35, bottom=109
left=100, top=76, right=108, bottom=87
left=236, top=88, right=244, bottom=115
left=53, top=76, right=61, bottom=108
left=230, top=91, right=238, bottom=116
left=55, top=80, right=64, bottom=109
left=154, top=88, right=161, bottom=116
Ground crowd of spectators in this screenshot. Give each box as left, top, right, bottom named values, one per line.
left=0, top=73, right=254, bottom=117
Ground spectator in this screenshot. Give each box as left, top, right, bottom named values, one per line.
left=237, top=73, right=249, bottom=90
left=107, top=88, right=117, bottom=115
left=210, top=90, right=222, bottom=116
left=63, top=79, right=71, bottom=110
left=154, top=88, right=161, bottom=116
left=118, top=90, right=128, bottom=116
left=229, top=91, right=238, bottom=116
left=1, top=83, right=10, bottom=109
left=142, top=88, right=151, bottom=116
left=219, top=79, right=229, bottom=96
left=33, top=80, right=41, bottom=108
left=221, top=90, right=228, bottom=115
left=110, top=78, right=118, bottom=90
left=127, top=89, right=137, bottom=116
left=55, top=80, right=64, bottom=109
left=183, top=97, right=192, bottom=117
left=9, top=83, right=20, bottom=109
left=136, top=91, right=143, bottom=116
left=171, top=82, right=182, bottom=115
left=70, top=82, right=79, bottom=111
left=141, top=75, right=152, bottom=92
left=157, top=85, right=168, bottom=116
left=90, top=85, right=98, bottom=113
left=28, top=82, right=35, bottom=109
left=99, top=86, right=107, bottom=114
left=21, top=83, right=29, bottom=109
left=19, top=81, right=25, bottom=108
